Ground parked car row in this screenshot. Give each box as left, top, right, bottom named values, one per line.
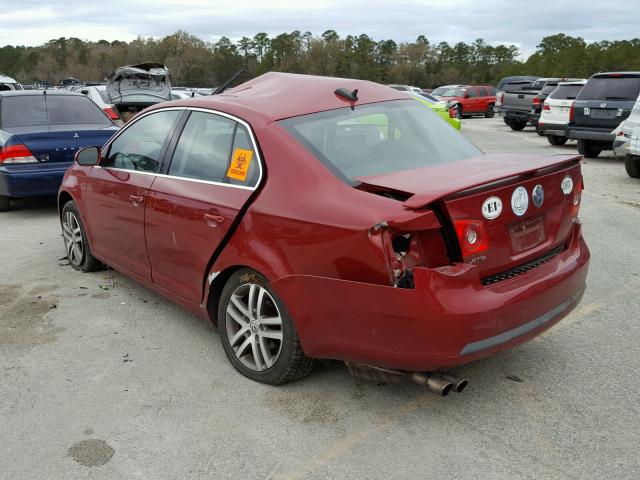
left=496, top=72, right=640, bottom=178
left=431, top=84, right=496, bottom=118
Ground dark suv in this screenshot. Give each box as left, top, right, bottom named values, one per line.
left=566, top=72, right=640, bottom=158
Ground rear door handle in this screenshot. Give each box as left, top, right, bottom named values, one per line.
left=203, top=212, right=225, bottom=227
left=129, top=194, right=144, bottom=207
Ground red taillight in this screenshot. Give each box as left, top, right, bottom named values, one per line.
left=499, top=93, right=504, bottom=103
left=543, top=103, right=550, bottom=111
left=0, top=144, right=38, bottom=164
left=453, top=219, right=489, bottom=258
left=533, top=97, right=541, bottom=107
left=569, top=103, right=575, bottom=121
left=570, top=180, right=583, bottom=218
left=103, top=107, right=119, bottom=120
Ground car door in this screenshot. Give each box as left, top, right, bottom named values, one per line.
left=145, top=110, right=262, bottom=303
left=84, top=109, right=183, bottom=280
left=466, top=87, right=480, bottom=112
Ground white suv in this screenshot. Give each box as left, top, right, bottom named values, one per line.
left=618, top=95, right=640, bottom=178
left=538, top=80, right=586, bottom=146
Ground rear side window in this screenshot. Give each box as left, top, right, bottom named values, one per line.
left=549, top=85, right=584, bottom=100
left=103, top=110, right=181, bottom=172
left=578, top=77, right=640, bottom=101
left=168, top=111, right=260, bottom=187
left=466, top=88, right=478, bottom=98
left=0, top=95, right=112, bottom=127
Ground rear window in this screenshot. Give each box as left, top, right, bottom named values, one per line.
left=549, top=85, right=584, bottom=100
left=578, top=77, right=640, bottom=101
left=280, top=100, right=481, bottom=182
left=504, top=82, right=531, bottom=92
left=440, top=88, right=465, bottom=97
left=0, top=95, right=111, bottom=127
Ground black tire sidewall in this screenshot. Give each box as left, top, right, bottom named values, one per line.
left=61, top=201, right=94, bottom=272
left=217, top=269, right=299, bottom=384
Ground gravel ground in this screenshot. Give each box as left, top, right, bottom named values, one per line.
left=1, top=116, right=639, bottom=480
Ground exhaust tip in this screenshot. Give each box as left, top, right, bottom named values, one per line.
left=453, top=379, right=469, bottom=393
left=440, top=383, right=453, bottom=397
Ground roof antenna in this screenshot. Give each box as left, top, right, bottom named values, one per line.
left=212, top=69, right=245, bottom=95
left=335, top=88, right=358, bottom=102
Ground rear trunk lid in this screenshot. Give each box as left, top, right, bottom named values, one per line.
left=357, top=153, right=583, bottom=278
left=5, top=125, right=118, bottom=163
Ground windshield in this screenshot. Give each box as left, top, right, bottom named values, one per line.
left=431, top=87, right=449, bottom=96
left=1, top=95, right=112, bottom=127
left=439, top=88, right=464, bottom=97
left=280, top=100, right=481, bottom=182
left=417, top=92, right=439, bottom=103
left=578, top=77, right=640, bottom=101
left=549, top=85, right=584, bottom=100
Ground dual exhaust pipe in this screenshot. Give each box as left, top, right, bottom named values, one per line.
left=345, top=362, right=468, bottom=397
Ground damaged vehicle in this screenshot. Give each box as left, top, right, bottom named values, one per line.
left=58, top=73, right=590, bottom=395
left=106, top=63, right=171, bottom=121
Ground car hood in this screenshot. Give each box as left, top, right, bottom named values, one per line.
left=355, top=152, right=582, bottom=209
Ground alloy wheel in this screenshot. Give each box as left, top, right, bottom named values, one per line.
left=62, top=211, right=84, bottom=267
left=225, top=283, right=283, bottom=372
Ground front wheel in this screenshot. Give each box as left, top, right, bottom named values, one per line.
left=218, top=269, right=316, bottom=385
left=626, top=154, right=640, bottom=178
left=456, top=104, right=463, bottom=119
left=547, top=135, right=568, bottom=146
left=577, top=139, right=602, bottom=158
left=61, top=201, right=102, bottom=272
left=0, top=195, right=9, bottom=212
left=484, top=104, right=495, bottom=118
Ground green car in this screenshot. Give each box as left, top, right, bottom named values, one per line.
left=406, top=91, right=461, bottom=130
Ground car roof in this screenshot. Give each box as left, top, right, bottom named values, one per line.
left=592, top=72, right=640, bottom=78
left=149, top=72, right=409, bottom=122
left=0, top=89, right=84, bottom=97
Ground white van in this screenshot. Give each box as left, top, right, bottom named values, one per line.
left=620, top=97, right=640, bottom=177
left=0, top=74, right=22, bottom=91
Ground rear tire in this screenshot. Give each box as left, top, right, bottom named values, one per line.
left=61, top=201, right=102, bottom=272
left=0, top=195, right=9, bottom=212
left=218, top=268, right=316, bottom=385
left=547, top=135, right=568, bottom=146
left=625, top=154, right=640, bottom=178
left=508, top=119, right=527, bottom=131
left=484, top=104, right=495, bottom=118
left=577, top=139, right=602, bottom=158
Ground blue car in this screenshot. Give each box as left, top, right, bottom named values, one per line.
left=0, top=90, right=119, bottom=211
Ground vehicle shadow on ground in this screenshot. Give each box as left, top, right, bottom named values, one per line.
left=6, top=196, right=58, bottom=216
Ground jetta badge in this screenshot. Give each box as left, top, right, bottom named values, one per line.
left=481, top=196, right=502, bottom=220
left=532, top=184, right=544, bottom=208
left=73, top=133, right=79, bottom=138
left=511, top=186, right=529, bottom=216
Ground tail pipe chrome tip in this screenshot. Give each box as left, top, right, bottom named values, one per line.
left=410, top=373, right=454, bottom=396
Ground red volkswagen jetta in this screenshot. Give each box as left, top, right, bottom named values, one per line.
left=59, top=73, right=589, bottom=393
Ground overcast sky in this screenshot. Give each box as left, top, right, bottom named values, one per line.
left=1, top=0, right=639, bottom=58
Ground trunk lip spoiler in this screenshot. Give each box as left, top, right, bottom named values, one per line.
left=399, top=154, right=582, bottom=209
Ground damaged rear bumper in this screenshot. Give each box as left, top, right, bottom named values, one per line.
left=271, top=223, right=589, bottom=372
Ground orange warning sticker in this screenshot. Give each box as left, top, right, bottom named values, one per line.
left=226, top=148, right=254, bottom=181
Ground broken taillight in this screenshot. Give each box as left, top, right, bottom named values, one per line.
left=570, top=180, right=583, bottom=218
left=453, top=219, right=489, bottom=258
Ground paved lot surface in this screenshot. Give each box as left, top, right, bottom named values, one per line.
left=1, top=116, right=639, bottom=479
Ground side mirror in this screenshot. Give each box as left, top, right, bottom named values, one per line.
left=75, top=146, right=101, bottom=166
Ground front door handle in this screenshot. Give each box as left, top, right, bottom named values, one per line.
left=203, top=212, right=225, bottom=227
left=129, top=194, right=144, bottom=207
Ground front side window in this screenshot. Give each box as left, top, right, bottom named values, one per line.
left=466, top=88, right=478, bottom=98
left=103, top=110, right=181, bottom=172
left=168, top=111, right=260, bottom=187
left=281, top=100, right=481, bottom=182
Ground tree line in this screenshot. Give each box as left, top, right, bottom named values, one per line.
left=1, top=31, right=639, bottom=88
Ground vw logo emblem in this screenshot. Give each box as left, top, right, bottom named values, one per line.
left=250, top=319, right=260, bottom=334
left=532, top=184, right=544, bottom=208
left=73, top=133, right=79, bottom=138
left=511, top=186, right=529, bottom=216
